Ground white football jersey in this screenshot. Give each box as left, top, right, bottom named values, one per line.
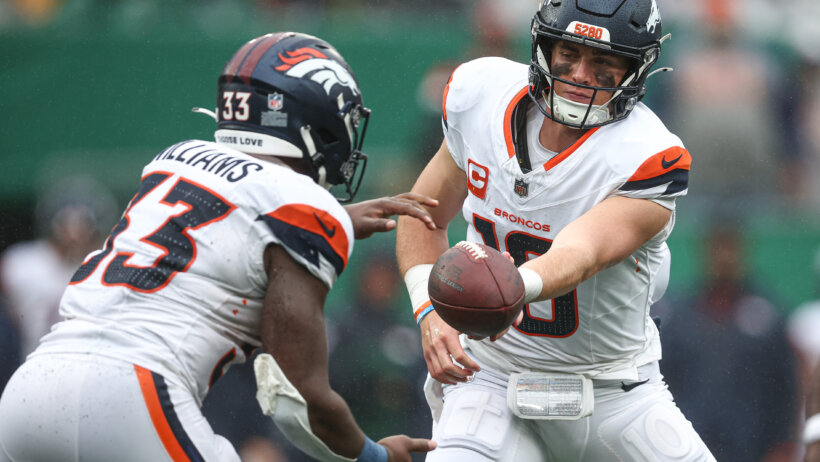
left=31, top=140, right=354, bottom=402
left=443, top=58, right=691, bottom=380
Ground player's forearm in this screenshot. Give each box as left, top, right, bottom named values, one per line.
left=520, top=245, right=598, bottom=302
left=305, top=391, right=367, bottom=458
left=396, top=214, right=450, bottom=275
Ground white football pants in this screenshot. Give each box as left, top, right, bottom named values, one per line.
left=0, top=353, right=239, bottom=462
left=424, top=361, right=716, bottom=462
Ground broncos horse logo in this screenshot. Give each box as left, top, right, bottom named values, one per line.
left=275, top=48, right=360, bottom=97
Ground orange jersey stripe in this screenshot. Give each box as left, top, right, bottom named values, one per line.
left=543, top=127, right=600, bottom=172
left=441, top=65, right=462, bottom=123
left=267, top=204, right=350, bottom=269
left=504, top=86, right=531, bottom=159
left=627, top=146, right=691, bottom=182
left=135, top=366, right=190, bottom=462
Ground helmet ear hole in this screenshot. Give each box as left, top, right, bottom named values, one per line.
left=315, top=128, right=338, bottom=145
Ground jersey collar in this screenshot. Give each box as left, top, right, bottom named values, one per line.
left=505, top=85, right=600, bottom=173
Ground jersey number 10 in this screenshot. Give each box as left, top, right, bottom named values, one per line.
left=473, top=214, right=578, bottom=338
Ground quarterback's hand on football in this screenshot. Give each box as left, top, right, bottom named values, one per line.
left=419, top=310, right=480, bottom=384
left=344, top=192, right=438, bottom=239
left=378, top=435, right=436, bottom=462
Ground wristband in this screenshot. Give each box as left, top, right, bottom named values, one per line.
left=404, top=264, right=434, bottom=320
left=414, top=301, right=434, bottom=325
left=519, top=268, right=543, bottom=303
left=805, top=413, right=820, bottom=445
left=357, top=436, right=388, bottom=462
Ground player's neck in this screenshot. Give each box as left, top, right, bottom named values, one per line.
left=538, top=116, right=589, bottom=153
left=248, top=153, right=310, bottom=175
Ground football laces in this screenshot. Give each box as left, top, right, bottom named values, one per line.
left=456, top=241, right=488, bottom=260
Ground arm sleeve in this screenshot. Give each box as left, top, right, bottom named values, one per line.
left=254, top=353, right=356, bottom=462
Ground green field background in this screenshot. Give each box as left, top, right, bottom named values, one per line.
left=2, top=4, right=818, bottom=317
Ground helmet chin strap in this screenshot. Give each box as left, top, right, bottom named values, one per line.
left=536, top=46, right=611, bottom=126
left=300, top=126, right=330, bottom=190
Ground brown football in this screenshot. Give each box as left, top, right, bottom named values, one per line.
left=428, top=241, right=525, bottom=338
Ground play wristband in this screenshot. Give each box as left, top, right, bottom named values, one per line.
left=357, top=436, right=388, bottom=462
left=404, top=264, right=434, bottom=323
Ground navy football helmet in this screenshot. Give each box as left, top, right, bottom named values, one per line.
left=529, top=0, right=667, bottom=129
left=210, top=32, right=370, bottom=202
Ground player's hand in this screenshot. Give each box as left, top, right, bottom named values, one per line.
left=344, top=192, right=438, bottom=239
left=465, top=309, right=523, bottom=342
left=378, top=435, right=436, bottom=462
left=486, top=309, right=524, bottom=342
left=419, top=310, right=480, bottom=384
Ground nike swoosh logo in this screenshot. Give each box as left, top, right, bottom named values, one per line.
left=620, top=378, right=650, bottom=392
left=313, top=212, right=336, bottom=238
left=661, top=153, right=683, bottom=169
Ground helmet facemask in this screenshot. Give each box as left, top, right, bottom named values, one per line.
left=301, top=96, right=371, bottom=202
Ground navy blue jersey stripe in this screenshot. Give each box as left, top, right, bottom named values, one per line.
left=150, top=371, right=206, bottom=462
left=257, top=214, right=345, bottom=277
left=619, top=169, right=689, bottom=195
left=208, top=349, right=236, bottom=389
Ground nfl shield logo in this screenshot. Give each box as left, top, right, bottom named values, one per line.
left=268, top=93, right=284, bottom=111
left=514, top=178, right=529, bottom=197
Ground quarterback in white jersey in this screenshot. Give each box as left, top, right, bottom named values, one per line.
left=397, top=1, right=715, bottom=461
left=447, top=56, right=681, bottom=379
left=0, top=32, right=435, bottom=462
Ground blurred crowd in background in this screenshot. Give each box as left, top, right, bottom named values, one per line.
left=2, top=0, right=820, bottom=461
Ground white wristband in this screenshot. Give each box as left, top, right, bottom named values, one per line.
left=519, top=268, right=543, bottom=303
left=404, top=264, right=434, bottom=321
left=805, top=413, right=820, bottom=445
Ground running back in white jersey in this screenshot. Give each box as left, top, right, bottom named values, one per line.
left=443, top=58, right=691, bottom=380
left=32, top=140, right=354, bottom=401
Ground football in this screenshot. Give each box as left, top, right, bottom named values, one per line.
left=428, top=241, right=525, bottom=338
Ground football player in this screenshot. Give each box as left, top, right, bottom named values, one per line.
left=0, top=32, right=436, bottom=462
left=396, top=1, right=716, bottom=460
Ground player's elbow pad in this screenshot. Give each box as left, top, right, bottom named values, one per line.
left=254, top=353, right=356, bottom=462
